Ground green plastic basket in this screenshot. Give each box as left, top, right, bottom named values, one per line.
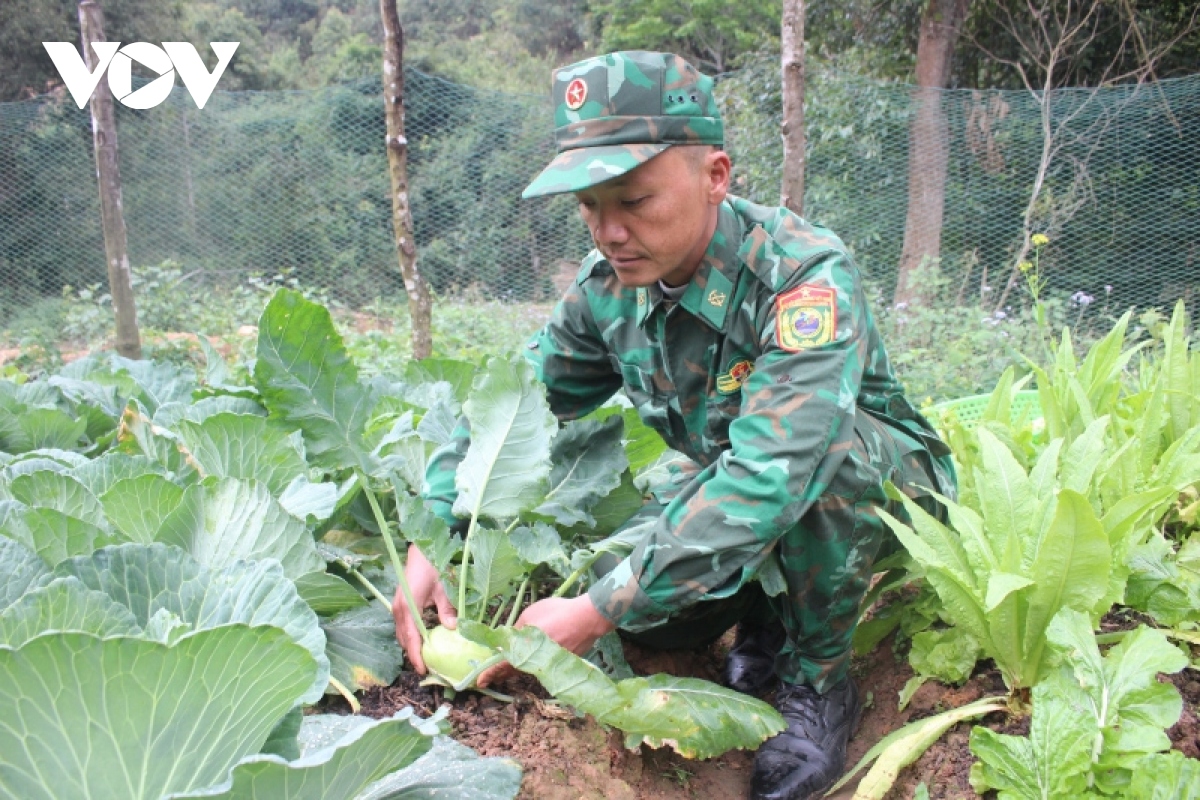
left=925, top=390, right=1042, bottom=432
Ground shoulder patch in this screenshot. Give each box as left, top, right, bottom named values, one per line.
left=775, top=284, right=837, bottom=352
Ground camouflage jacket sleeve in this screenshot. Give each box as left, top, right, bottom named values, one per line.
left=420, top=262, right=622, bottom=526
left=587, top=248, right=871, bottom=630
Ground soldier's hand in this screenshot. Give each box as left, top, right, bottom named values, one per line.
left=393, top=544, right=457, bottom=674
left=476, top=595, right=616, bottom=688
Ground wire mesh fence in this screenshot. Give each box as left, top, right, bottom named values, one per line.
left=0, top=64, right=1197, bottom=333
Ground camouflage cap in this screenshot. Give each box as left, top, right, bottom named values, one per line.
left=521, top=51, right=724, bottom=199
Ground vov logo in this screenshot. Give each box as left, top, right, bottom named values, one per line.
left=43, top=42, right=239, bottom=110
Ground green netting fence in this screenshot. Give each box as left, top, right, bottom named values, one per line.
left=0, top=64, right=1197, bottom=330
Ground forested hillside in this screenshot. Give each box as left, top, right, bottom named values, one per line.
left=4, top=0, right=1197, bottom=102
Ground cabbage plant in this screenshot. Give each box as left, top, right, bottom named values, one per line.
left=0, top=537, right=521, bottom=800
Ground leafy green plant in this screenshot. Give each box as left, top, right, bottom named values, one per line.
left=251, top=288, right=786, bottom=758
left=0, top=536, right=520, bottom=800
left=1028, top=309, right=1148, bottom=447
left=970, top=608, right=1189, bottom=798
left=879, top=424, right=1116, bottom=693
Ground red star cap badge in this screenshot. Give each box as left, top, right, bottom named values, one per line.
left=565, top=78, right=588, bottom=110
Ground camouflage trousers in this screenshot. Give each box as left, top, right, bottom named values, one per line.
left=594, top=408, right=953, bottom=693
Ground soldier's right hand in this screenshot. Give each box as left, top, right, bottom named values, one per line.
left=393, top=543, right=458, bottom=674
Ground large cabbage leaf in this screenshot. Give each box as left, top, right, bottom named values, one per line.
left=175, top=412, right=308, bottom=496
left=0, top=627, right=315, bottom=800
left=0, top=575, right=142, bottom=645
left=165, top=712, right=443, bottom=800
left=453, top=356, right=556, bottom=524
left=254, top=289, right=376, bottom=473
left=162, top=477, right=325, bottom=580
left=0, top=536, right=50, bottom=610
left=19, top=543, right=330, bottom=702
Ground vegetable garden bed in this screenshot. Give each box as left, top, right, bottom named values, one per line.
left=2, top=290, right=1199, bottom=799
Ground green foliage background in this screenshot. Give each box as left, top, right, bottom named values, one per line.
left=0, top=0, right=1197, bottom=405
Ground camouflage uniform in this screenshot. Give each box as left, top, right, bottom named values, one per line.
left=423, top=195, right=955, bottom=691
left=421, top=51, right=956, bottom=693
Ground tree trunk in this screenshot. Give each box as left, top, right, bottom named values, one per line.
left=780, top=0, right=806, bottom=215
left=893, top=0, right=968, bottom=308
left=79, top=0, right=140, bottom=358
left=380, top=0, right=432, bottom=360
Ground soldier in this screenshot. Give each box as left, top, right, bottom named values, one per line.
left=393, top=50, right=956, bottom=800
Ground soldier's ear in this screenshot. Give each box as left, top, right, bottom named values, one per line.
left=704, top=149, right=731, bottom=205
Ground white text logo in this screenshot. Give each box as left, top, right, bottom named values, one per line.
left=43, top=42, right=239, bottom=110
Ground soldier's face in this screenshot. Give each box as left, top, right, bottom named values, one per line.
left=574, top=147, right=731, bottom=288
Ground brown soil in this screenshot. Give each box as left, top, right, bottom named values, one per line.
left=346, top=624, right=1200, bottom=800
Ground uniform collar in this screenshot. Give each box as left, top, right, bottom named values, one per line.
left=635, top=200, right=743, bottom=330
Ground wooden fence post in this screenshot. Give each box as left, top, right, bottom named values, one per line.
left=79, top=0, right=141, bottom=358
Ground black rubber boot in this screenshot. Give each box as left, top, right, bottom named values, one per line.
left=751, top=678, right=861, bottom=800
left=722, top=618, right=786, bottom=695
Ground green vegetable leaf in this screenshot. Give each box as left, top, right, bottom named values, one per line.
left=396, top=493, right=462, bottom=572
left=8, top=469, right=108, bottom=525
left=101, top=474, right=186, bottom=544
left=1, top=407, right=87, bottom=452
left=109, top=354, right=198, bottom=413
left=830, top=697, right=1006, bottom=799
left=0, top=627, right=316, bottom=800
left=907, top=627, right=983, bottom=686
left=321, top=604, right=405, bottom=693
left=176, top=412, right=309, bottom=495
left=254, top=289, right=376, bottom=473
left=0, top=576, right=141, bottom=646
left=404, top=358, right=478, bottom=406
left=469, top=624, right=785, bottom=759
left=277, top=476, right=339, bottom=523
left=511, top=522, right=570, bottom=577
left=53, top=542, right=330, bottom=703
left=164, top=477, right=324, bottom=580
left=165, top=712, right=439, bottom=800
left=261, top=708, right=304, bottom=761
left=969, top=681, right=1096, bottom=799
left=1059, top=416, right=1109, bottom=495
left=878, top=504, right=991, bottom=653
left=974, top=427, right=1034, bottom=570
left=0, top=502, right=119, bottom=567
left=535, top=416, right=628, bottom=528
left=118, top=399, right=197, bottom=477
left=1020, top=490, right=1110, bottom=682
left=453, top=356, right=557, bottom=523
left=70, top=452, right=165, bottom=496
left=356, top=736, right=523, bottom=800
left=466, top=528, right=525, bottom=611
left=293, top=571, right=368, bottom=616
left=1127, top=750, right=1200, bottom=799
left=619, top=406, right=667, bottom=474
left=0, top=536, right=50, bottom=610
left=984, top=572, right=1034, bottom=613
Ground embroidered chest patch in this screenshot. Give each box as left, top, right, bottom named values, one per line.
left=716, top=358, right=754, bottom=394
left=775, top=284, right=837, bottom=352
